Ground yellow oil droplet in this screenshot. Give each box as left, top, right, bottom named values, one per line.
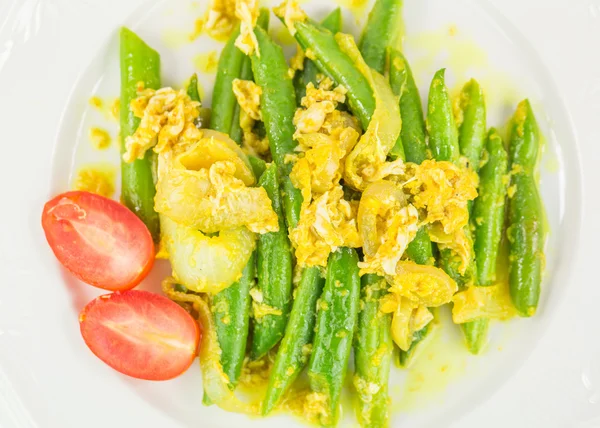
left=189, top=18, right=205, bottom=41
left=162, top=29, right=191, bottom=49
left=89, top=127, right=111, bottom=150
left=448, top=24, right=458, bottom=37
left=73, top=163, right=117, bottom=198
left=89, top=96, right=103, bottom=109
left=110, top=98, right=120, bottom=121
left=193, top=51, right=219, bottom=74
left=89, top=95, right=119, bottom=121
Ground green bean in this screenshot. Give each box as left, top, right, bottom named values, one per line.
left=186, top=73, right=211, bottom=128
left=186, top=73, right=201, bottom=102
left=473, top=128, right=509, bottom=286
left=359, top=0, right=403, bottom=74
left=251, top=26, right=302, bottom=229
left=294, top=8, right=342, bottom=103
left=247, top=155, right=267, bottom=180
left=354, top=274, right=393, bottom=428
left=229, top=55, right=253, bottom=145
left=389, top=49, right=427, bottom=164
left=426, top=69, right=486, bottom=352
left=427, top=69, right=474, bottom=288
left=262, top=267, right=325, bottom=415
left=427, top=68, right=467, bottom=284
left=426, top=68, right=460, bottom=163
left=209, top=27, right=244, bottom=133
left=308, top=248, right=361, bottom=426
left=211, top=252, right=256, bottom=387
left=119, top=27, right=161, bottom=242
left=389, top=48, right=433, bottom=271
left=292, top=20, right=375, bottom=130
left=251, top=164, right=293, bottom=359
left=254, top=17, right=341, bottom=414
left=456, top=81, right=490, bottom=353
left=457, top=79, right=487, bottom=171
left=229, top=8, right=269, bottom=145
left=461, top=317, right=489, bottom=355
left=507, top=99, right=544, bottom=317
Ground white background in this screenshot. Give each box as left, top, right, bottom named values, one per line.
left=0, top=0, right=598, bottom=427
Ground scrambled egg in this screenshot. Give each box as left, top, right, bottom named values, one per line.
left=232, top=78, right=270, bottom=155
left=402, top=160, right=478, bottom=273
left=289, top=78, right=362, bottom=267
left=289, top=185, right=361, bottom=267
left=189, top=0, right=258, bottom=47
left=234, top=0, right=260, bottom=56
left=123, top=86, right=278, bottom=235
left=383, top=261, right=457, bottom=308
left=357, top=180, right=419, bottom=276
left=232, top=79, right=262, bottom=120
left=273, top=0, right=307, bottom=36
left=379, top=261, right=456, bottom=350
left=123, top=87, right=200, bottom=162
left=201, top=0, right=237, bottom=41
left=405, top=160, right=478, bottom=235
left=336, top=33, right=403, bottom=191
left=452, top=281, right=516, bottom=323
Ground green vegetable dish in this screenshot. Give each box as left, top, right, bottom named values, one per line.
left=110, top=0, right=547, bottom=426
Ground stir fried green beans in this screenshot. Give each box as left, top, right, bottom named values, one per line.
left=389, top=48, right=433, bottom=271
left=209, top=28, right=245, bottom=133
left=212, top=252, right=256, bottom=387
left=354, top=274, right=393, bottom=428
left=473, top=128, right=509, bottom=286
left=389, top=48, right=427, bottom=164
left=427, top=69, right=460, bottom=163
left=294, top=8, right=342, bottom=103
left=426, top=69, right=486, bottom=353
left=262, top=267, right=325, bottom=415
left=308, top=248, right=361, bottom=426
left=252, top=164, right=294, bottom=359
left=292, top=20, right=375, bottom=130
left=230, top=8, right=269, bottom=145
left=359, top=0, right=403, bottom=74
left=119, top=27, right=161, bottom=242
left=186, top=73, right=201, bottom=102
left=251, top=26, right=302, bottom=229
left=457, top=79, right=487, bottom=172
left=507, top=100, right=545, bottom=317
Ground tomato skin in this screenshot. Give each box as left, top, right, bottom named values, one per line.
left=80, top=290, right=201, bottom=381
left=41, top=191, right=154, bottom=291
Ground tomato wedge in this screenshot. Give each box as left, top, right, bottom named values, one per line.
left=41, top=191, right=154, bottom=291
left=80, top=290, right=201, bottom=380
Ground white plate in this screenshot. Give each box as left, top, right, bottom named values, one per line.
left=0, top=0, right=597, bottom=427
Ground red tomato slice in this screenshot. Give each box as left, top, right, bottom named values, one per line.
left=41, top=191, right=154, bottom=291
left=80, top=290, right=201, bottom=381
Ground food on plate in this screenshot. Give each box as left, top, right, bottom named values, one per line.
left=41, top=0, right=548, bottom=425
